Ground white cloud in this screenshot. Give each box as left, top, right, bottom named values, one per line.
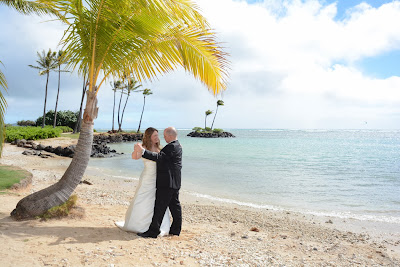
left=193, top=0, right=400, bottom=128
left=2, top=0, right=400, bottom=129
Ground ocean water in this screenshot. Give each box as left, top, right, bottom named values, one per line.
left=88, top=129, right=400, bottom=223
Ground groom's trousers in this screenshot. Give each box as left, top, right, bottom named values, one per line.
left=148, top=188, right=182, bottom=236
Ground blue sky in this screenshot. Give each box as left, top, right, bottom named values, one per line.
left=1, top=0, right=400, bottom=129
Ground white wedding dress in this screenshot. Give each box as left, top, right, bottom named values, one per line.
left=115, top=158, right=170, bottom=236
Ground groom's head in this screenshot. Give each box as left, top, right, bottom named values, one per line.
left=164, top=127, right=178, bottom=143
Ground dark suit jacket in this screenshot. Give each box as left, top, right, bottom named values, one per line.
left=142, top=140, right=182, bottom=190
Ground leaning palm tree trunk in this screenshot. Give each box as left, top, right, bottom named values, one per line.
left=137, top=96, right=146, bottom=133
left=11, top=91, right=98, bottom=219
left=211, top=105, right=219, bottom=130
left=42, top=72, right=50, bottom=128
left=53, top=65, right=61, bottom=128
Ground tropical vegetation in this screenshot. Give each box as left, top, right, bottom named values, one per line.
left=0, top=0, right=63, bottom=157
left=35, top=110, right=79, bottom=129
left=192, top=126, right=223, bottom=134
left=5, top=125, right=72, bottom=143
left=53, top=50, right=69, bottom=128
left=117, top=76, right=142, bottom=132
left=110, top=80, right=122, bottom=132
left=11, top=0, right=229, bottom=219
left=28, top=49, right=58, bottom=128
left=205, top=109, right=212, bottom=129
left=17, top=120, right=37, bottom=126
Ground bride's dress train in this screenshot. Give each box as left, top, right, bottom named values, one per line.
left=115, top=158, right=170, bottom=236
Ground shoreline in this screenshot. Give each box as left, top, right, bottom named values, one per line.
left=1, top=138, right=399, bottom=266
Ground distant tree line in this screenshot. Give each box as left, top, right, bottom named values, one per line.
left=17, top=110, right=78, bottom=129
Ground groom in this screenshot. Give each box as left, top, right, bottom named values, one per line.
left=134, top=127, right=183, bottom=238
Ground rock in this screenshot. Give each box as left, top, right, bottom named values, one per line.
left=61, top=145, right=75, bottom=157
left=40, top=153, right=54, bottom=158
left=36, top=144, right=46, bottom=150
left=54, top=146, right=63, bottom=155
left=326, top=219, right=333, bottom=224
left=44, top=146, right=54, bottom=153
left=187, top=131, right=235, bottom=138
left=22, top=150, right=34, bottom=156
left=17, top=139, right=27, bottom=147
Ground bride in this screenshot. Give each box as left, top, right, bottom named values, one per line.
left=115, top=127, right=170, bottom=236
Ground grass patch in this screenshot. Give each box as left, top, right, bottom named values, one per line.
left=61, top=132, right=80, bottom=139
left=38, top=195, right=78, bottom=220
left=0, top=165, right=31, bottom=191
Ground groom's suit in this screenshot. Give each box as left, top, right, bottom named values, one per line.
left=142, top=140, right=182, bottom=236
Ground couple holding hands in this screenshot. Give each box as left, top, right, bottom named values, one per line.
left=115, top=127, right=183, bottom=238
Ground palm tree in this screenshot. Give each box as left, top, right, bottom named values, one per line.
left=137, top=88, right=153, bottom=133
left=0, top=0, right=62, bottom=156
left=53, top=50, right=69, bottom=128
left=205, top=110, right=213, bottom=129
left=0, top=60, right=7, bottom=156
left=110, top=80, right=121, bottom=132
left=11, top=0, right=229, bottom=219
left=119, top=77, right=141, bottom=131
left=28, top=49, right=57, bottom=128
left=210, top=100, right=224, bottom=130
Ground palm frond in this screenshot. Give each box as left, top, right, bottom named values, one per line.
left=55, top=0, right=229, bottom=95
left=0, top=0, right=64, bottom=19
left=0, top=60, right=8, bottom=157
left=124, top=25, right=229, bottom=95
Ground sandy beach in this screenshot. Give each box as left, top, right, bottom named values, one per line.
left=1, top=137, right=400, bottom=266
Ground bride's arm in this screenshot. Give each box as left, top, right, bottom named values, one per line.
left=131, top=144, right=143, bottom=160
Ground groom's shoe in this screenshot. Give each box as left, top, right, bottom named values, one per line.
left=169, top=232, right=180, bottom=236
left=137, top=231, right=158, bottom=238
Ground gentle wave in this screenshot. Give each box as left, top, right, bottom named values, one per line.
left=187, top=191, right=283, bottom=210
left=187, top=191, right=400, bottom=224
left=303, top=210, right=400, bottom=224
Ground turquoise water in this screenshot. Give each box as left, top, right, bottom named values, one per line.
left=89, top=129, right=400, bottom=223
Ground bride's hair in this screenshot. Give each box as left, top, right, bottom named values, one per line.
left=142, top=127, right=161, bottom=150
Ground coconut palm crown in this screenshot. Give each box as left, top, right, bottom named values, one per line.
left=11, top=0, right=230, bottom=219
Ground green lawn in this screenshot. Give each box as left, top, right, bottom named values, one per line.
left=0, top=165, right=31, bottom=192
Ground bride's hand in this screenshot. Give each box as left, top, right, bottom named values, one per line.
left=132, top=143, right=143, bottom=160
